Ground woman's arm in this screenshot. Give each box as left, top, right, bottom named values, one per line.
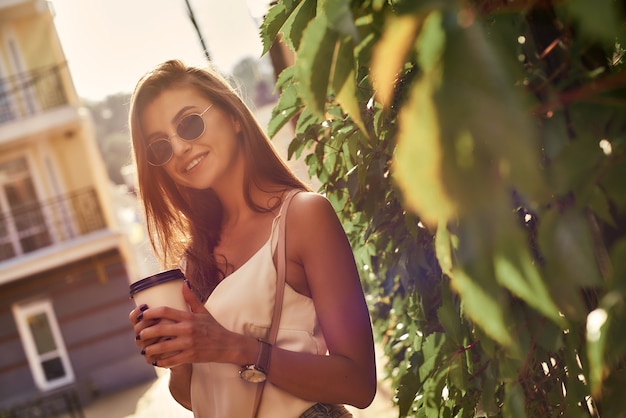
left=169, top=364, right=192, bottom=410
left=265, top=192, right=377, bottom=408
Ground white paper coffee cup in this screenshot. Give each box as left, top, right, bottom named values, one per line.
left=129, top=268, right=187, bottom=311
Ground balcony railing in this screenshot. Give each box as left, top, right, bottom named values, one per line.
left=0, top=188, right=106, bottom=262
left=0, top=63, right=69, bottom=125
left=0, top=387, right=84, bottom=418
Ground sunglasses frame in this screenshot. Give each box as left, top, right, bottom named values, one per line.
left=146, top=104, right=214, bottom=166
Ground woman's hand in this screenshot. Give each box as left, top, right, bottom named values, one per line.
left=130, top=282, right=257, bottom=368
left=129, top=303, right=160, bottom=351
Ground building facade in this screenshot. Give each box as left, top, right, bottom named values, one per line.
left=0, top=0, right=155, bottom=412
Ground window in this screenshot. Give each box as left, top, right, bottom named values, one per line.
left=13, top=299, right=75, bottom=391
left=6, top=33, right=38, bottom=116
left=0, top=156, right=51, bottom=260
left=0, top=58, right=15, bottom=123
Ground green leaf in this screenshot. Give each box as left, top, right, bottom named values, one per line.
left=499, top=357, right=521, bottom=381
left=493, top=244, right=565, bottom=327
left=609, top=237, right=626, bottom=289
left=346, top=165, right=359, bottom=201
left=417, top=333, right=447, bottom=383
left=394, top=76, right=455, bottom=227
left=541, top=112, right=570, bottom=160
left=438, top=281, right=463, bottom=344
left=372, top=0, right=386, bottom=11
left=450, top=268, right=514, bottom=348
left=295, top=106, right=322, bottom=135
left=371, top=13, right=420, bottom=105
left=503, top=382, right=527, bottom=418
left=435, top=221, right=453, bottom=276
left=538, top=208, right=603, bottom=288
left=332, top=37, right=368, bottom=135
left=274, top=65, right=296, bottom=91
left=295, top=14, right=338, bottom=118
left=280, top=0, right=317, bottom=52
left=448, top=352, right=468, bottom=394
left=397, top=361, right=420, bottom=416
left=282, top=0, right=299, bottom=11
left=548, top=136, right=602, bottom=195
left=260, top=2, right=288, bottom=55
left=562, top=0, right=622, bottom=44
left=287, top=137, right=302, bottom=160
left=535, top=320, right=563, bottom=352
left=417, top=11, right=444, bottom=73
left=479, top=371, right=499, bottom=417
left=601, top=160, right=626, bottom=211
left=322, top=0, right=359, bottom=40
left=537, top=208, right=601, bottom=320
left=588, top=186, right=615, bottom=227
left=268, top=83, right=302, bottom=138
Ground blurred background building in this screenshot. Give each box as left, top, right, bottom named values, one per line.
left=0, top=0, right=155, bottom=414
left=0, top=0, right=311, bottom=415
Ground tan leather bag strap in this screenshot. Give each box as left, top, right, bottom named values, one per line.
left=252, top=189, right=300, bottom=418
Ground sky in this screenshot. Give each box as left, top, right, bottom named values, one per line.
left=51, top=0, right=267, bottom=101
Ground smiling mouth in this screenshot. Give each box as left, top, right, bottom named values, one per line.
left=185, top=154, right=206, bottom=172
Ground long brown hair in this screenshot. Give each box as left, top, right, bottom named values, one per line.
left=129, top=59, right=310, bottom=300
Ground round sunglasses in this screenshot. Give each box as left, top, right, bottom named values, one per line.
left=145, top=104, right=214, bottom=166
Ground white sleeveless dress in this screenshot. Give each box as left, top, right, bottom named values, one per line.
left=190, top=197, right=327, bottom=418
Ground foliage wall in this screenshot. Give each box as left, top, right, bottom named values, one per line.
left=261, top=0, right=626, bottom=416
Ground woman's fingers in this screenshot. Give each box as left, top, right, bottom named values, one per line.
left=141, top=336, right=186, bottom=368
left=128, top=303, right=149, bottom=324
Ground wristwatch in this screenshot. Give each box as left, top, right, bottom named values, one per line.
left=240, top=339, right=272, bottom=383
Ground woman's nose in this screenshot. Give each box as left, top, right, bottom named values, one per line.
left=169, top=134, right=191, bottom=156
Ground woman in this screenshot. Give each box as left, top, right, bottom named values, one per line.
left=128, top=59, right=376, bottom=418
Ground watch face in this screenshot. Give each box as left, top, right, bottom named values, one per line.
left=241, top=366, right=267, bottom=383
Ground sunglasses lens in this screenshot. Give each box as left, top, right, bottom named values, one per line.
left=177, top=114, right=205, bottom=140
left=146, top=139, right=173, bottom=166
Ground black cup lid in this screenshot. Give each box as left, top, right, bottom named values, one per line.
left=129, top=268, right=185, bottom=297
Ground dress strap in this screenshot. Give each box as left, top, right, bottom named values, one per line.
left=270, top=189, right=300, bottom=253
left=272, top=189, right=301, bottom=339
left=252, top=188, right=300, bottom=418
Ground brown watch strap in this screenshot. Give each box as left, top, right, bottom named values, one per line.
left=256, top=339, right=271, bottom=373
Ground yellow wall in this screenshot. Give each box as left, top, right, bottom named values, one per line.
left=11, top=15, right=55, bottom=68
left=50, top=133, right=97, bottom=191
left=0, top=5, right=78, bottom=106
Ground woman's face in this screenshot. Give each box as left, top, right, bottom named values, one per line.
left=140, top=87, right=242, bottom=191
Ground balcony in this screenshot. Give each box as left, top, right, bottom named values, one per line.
left=0, top=63, right=69, bottom=125
left=0, top=188, right=106, bottom=262
left=0, top=187, right=128, bottom=285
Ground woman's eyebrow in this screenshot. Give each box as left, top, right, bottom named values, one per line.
left=144, top=105, right=199, bottom=142
left=172, top=106, right=197, bottom=124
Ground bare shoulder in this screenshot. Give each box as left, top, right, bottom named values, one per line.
left=287, top=192, right=338, bottom=225
left=289, top=191, right=332, bottom=208
left=286, top=191, right=349, bottom=255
